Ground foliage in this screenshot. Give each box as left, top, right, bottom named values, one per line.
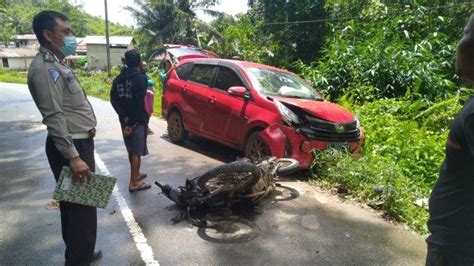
left=205, top=0, right=327, bottom=67
left=148, top=71, right=164, bottom=117
left=284, top=1, right=473, bottom=234
left=82, top=16, right=133, bottom=36
left=127, top=0, right=221, bottom=54
left=294, top=2, right=472, bottom=103
left=203, top=14, right=276, bottom=63
left=248, top=0, right=327, bottom=66
left=312, top=97, right=462, bottom=233
left=0, top=68, right=27, bottom=84
left=75, top=69, right=116, bottom=101
left=0, top=14, right=14, bottom=46
left=0, top=0, right=132, bottom=38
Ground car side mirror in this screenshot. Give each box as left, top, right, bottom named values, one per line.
left=228, top=86, right=247, bottom=98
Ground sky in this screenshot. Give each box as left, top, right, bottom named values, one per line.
left=70, top=0, right=249, bottom=27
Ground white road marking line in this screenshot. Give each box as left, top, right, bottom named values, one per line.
left=95, top=152, right=159, bottom=266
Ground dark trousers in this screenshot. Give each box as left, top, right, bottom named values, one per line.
left=426, top=243, right=474, bottom=266
left=46, top=137, right=97, bottom=266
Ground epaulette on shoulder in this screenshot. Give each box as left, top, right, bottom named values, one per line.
left=43, top=51, right=56, bottom=62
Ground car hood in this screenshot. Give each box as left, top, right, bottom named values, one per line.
left=275, top=97, right=356, bottom=123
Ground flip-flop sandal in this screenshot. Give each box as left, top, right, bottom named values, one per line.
left=138, top=173, right=148, bottom=181
left=129, top=182, right=151, bottom=193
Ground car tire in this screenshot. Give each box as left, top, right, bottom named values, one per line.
left=167, top=110, right=188, bottom=144
left=245, top=131, right=271, bottom=161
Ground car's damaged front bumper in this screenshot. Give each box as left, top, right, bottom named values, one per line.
left=258, top=123, right=365, bottom=169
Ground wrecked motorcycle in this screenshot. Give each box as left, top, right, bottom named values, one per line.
left=155, top=157, right=299, bottom=226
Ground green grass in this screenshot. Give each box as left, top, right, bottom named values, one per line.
left=77, top=70, right=114, bottom=101
left=0, top=69, right=27, bottom=84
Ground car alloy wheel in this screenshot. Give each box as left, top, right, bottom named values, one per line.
left=245, top=131, right=271, bottom=161
left=167, top=110, right=187, bottom=143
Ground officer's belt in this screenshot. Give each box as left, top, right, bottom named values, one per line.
left=71, top=128, right=96, bottom=139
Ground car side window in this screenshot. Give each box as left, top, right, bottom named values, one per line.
left=175, top=63, right=193, bottom=80
left=215, top=67, right=244, bottom=91
left=189, top=65, right=216, bottom=86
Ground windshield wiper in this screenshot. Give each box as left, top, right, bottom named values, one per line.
left=285, top=95, right=322, bottom=100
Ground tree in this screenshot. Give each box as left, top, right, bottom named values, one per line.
left=249, top=0, right=327, bottom=66
left=202, top=14, right=277, bottom=63
left=127, top=0, right=222, bottom=53
left=0, top=13, right=14, bottom=46
left=0, top=0, right=133, bottom=43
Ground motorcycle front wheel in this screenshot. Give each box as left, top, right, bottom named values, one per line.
left=275, top=158, right=300, bottom=176
left=197, top=161, right=261, bottom=194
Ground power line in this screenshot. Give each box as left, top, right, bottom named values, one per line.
left=261, top=2, right=473, bottom=26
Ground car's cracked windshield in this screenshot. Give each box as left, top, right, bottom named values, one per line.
left=245, top=67, right=321, bottom=100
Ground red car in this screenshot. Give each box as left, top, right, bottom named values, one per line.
left=162, top=58, right=365, bottom=169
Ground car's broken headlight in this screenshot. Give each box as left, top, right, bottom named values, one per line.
left=275, top=100, right=300, bottom=126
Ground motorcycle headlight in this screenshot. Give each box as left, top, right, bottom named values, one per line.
left=275, top=100, right=300, bottom=125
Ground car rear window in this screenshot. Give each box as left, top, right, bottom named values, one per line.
left=168, top=47, right=210, bottom=57
left=189, top=65, right=216, bottom=86
left=215, top=67, right=244, bottom=91
left=175, top=63, right=193, bottom=80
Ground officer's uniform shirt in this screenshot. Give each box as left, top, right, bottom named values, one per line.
left=427, top=97, right=474, bottom=256
left=28, top=47, right=97, bottom=160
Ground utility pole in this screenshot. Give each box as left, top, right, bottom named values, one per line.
left=104, top=0, right=112, bottom=76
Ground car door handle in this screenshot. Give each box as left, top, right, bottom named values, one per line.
left=181, top=87, right=187, bottom=94
left=208, top=96, right=216, bottom=104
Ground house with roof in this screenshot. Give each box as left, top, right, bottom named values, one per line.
left=72, top=37, right=86, bottom=55
left=84, top=36, right=134, bottom=70
left=0, top=48, right=38, bottom=70
left=14, top=35, right=39, bottom=48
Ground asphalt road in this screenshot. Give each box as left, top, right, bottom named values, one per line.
left=0, top=82, right=427, bottom=265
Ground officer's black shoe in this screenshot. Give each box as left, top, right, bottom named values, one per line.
left=90, top=250, right=102, bottom=262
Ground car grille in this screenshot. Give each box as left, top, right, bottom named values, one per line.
left=300, top=116, right=361, bottom=142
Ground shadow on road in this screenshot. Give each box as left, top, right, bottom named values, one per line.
left=160, top=133, right=244, bottom=164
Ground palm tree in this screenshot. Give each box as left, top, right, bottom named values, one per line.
left=127, top=0, right=224, bottom=53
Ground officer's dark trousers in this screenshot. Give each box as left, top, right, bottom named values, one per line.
left=425, top=243, right=474, bottom=266
left=46, top=137, right=97, bottom=266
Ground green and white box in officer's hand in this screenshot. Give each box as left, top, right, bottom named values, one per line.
left=53, top=166, right=117, bottom=208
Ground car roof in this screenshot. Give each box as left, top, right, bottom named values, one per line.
left=178, top=58, right=292, bottom=74
left=149, top=44, right=218, bottom=62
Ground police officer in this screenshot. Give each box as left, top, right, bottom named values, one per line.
left=28, top=11, right=101, bottom=265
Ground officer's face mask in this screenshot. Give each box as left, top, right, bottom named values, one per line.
left=47, top=31, right=77, bottom=57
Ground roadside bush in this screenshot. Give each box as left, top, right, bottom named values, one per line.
left=312, top=97, right=462, bottom=233
left=294, top=3, right=472, bottom=103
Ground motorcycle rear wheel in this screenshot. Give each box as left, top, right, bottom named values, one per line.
left=197, top=162, right=261, bottom=193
